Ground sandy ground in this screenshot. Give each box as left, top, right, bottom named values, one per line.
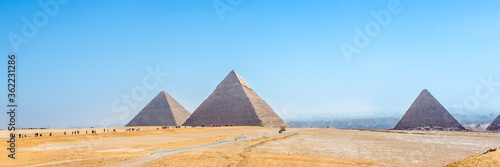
left=446, top=148, right=500, bottom=167
left=1, top=127, right=499, bottom=167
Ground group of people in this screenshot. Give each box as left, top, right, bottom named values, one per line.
left=191, top=124, right=238, bottom=127
left=64, top=131, right=81, bottom=135
left=34, top=132, right=52, bottom=137
left=18, top=127, right=137, bottom=139
left=126, top=128, right=140, bottom=131
left=157, top=126, right=183, bottom=129
left=62, top=129, right=117, bottom=135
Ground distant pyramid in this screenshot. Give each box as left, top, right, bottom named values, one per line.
left=126, top=91, right=191, bottom=126
left=486, top=115, right=500, bottom=131
left=182, top=70, right=288, bottom=127
left=393, top=89, right=465, bottom=130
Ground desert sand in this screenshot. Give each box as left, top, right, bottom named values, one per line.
left=1, top=126, right=499, bottom=167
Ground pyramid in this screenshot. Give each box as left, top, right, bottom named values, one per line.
left=393, top=89, right=465, bottom=130
left=486, top=115, right=500, bottom=131
left=126, top=91, right=191, bottom=126
left=182, top=70, right=288, bottom=127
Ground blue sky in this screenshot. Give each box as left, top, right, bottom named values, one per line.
left=1, top=0, right=499, bottom=128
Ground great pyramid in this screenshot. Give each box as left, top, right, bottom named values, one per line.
left=182, top=70, right=288, bottom=127
left=126, top=91, right=191, bottom=126
left=486, top=115, right=500, bottom=131
left=393, top=89, right=465, bottom=130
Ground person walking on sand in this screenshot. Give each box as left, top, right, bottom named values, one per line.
left=50, top=132, right=52, bottom=136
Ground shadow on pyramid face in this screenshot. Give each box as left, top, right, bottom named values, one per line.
left=182, top=70, right=288, bottom=127
left=126, top=91, right=191, bottom=127
left=486, top=115, right=500, bottom=132
left=393, top=89, right=465, bottom=131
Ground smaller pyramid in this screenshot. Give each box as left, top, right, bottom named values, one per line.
left=393, top=89, right=465, bottom=130
left=126, top=91, right=191, bottom=127
left=486, top=115, right=500, bottom=131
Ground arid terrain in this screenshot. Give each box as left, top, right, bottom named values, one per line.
left=1, top=126, right=499, bottom=167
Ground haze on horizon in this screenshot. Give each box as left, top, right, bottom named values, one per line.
left=1, top=0, right=499, bottom=128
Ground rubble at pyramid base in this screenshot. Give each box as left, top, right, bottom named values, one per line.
left=487, top=125, right=500, bottom=132
left=402, top=125, right=470, bottom=131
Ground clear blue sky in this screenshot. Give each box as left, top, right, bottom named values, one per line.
left=1, top=0, right=499, bottom=128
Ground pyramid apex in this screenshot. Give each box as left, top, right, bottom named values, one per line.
left=418, top=89, right=433, bottom=97
left=217, top=70, right=251, bottom=89
left=421, top=89, right=430, bottom=93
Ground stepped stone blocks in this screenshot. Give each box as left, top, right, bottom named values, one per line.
left=182, top=70, right=288, bottom=127
left=393, top=89, right=465, bottom=131
left=126, top=91, right=191, bottom=126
